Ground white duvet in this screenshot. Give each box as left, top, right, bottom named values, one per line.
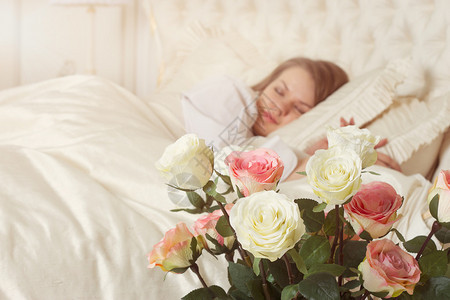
left=0, top=76, right=434, bottom=299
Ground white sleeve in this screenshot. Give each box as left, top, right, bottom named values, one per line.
left=181, top=76, right=257, bottom=150
left=249, top=135, right=301, bottom=182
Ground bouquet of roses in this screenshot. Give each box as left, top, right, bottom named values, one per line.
left=148, top=126, right=450, bottom=300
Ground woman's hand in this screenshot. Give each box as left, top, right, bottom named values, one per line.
left=305, top=117, right=355, bottom=155
left=340, top=117, right=401, bottom=172
left=374, top=149, right=402, bottom=172
left=304, top=116, right=401, bottom=172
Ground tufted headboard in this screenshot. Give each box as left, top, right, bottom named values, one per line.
left=140, top=0, right=450, bottom=180
left=143, top=0, right=450, bottom=99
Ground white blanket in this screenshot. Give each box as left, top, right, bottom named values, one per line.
left=0, top=75, right=434, bottom=299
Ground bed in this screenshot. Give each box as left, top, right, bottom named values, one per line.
left=1, top=0, right=449, bottom=299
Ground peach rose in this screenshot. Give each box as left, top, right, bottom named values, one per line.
left=192, top=204, right=235, bottom=251
left=344, top=181, right=403, bottom=238
left=225, top=148, right=284, bottom=197
left=359, top=239, right=421, bottom=298
left=147, top=222, right=202, bottom=272
left=427, top=170, right=450, bottom=223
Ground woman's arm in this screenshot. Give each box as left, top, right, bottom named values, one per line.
left=284, top=155, right=310, bottom=181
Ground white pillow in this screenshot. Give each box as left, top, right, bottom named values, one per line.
left=268, top=57, right=414, bottom=151
left=367, top=93, right=450, bottom=178
left=150, top=24, right=273, bottom=139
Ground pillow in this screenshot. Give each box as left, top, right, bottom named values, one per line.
left=268, top=57, right=415, bottom=151
left=366, top=93, right=450, bottom=178
left=149, top=23, right=274, bottom=139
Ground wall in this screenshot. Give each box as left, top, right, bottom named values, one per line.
left=0, top=0, right=149, bottom=94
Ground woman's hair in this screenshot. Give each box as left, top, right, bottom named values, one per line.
left=251, top=57, right=349, bottom=104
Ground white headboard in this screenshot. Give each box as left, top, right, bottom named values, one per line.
left=140, top=0, right=450, bottom=100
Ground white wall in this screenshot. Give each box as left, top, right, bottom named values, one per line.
left=0, top=0, right=142, bottom=93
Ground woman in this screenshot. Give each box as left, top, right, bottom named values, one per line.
left=182, top=57, right=400, bottom=181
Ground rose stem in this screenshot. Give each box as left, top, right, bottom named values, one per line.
left=259, top=259, right=271, bottom=300
left=416, top=220, right=442, bottom=260
left=329, top=205, right=340, bottom=263
left=339, top=205, right=345, bottom=286
left=225, top=251, right=234, bottom=262
left=282, top=254, right=294, bottom=284
left=330, top=205, right=339, bottom=262
left=359, top=290, right=370, bottom=300
left=190, top=263, right=215, bottom=297
left=216, top=201, right=251, bottom=266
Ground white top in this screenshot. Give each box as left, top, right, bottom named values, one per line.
left=181, top=75, right=298, bottom=181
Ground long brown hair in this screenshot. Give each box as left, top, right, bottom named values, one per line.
left=252, top=57, right=349, bottom=104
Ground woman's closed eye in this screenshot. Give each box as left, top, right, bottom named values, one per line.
left=275, top=87, right=284, bottom=96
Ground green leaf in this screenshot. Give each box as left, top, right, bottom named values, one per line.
left=371, top=291, right=389, bottom=298
left=350, top=289, right=365, bottom=297
left=429, top=193, right=440, bottom=221
left=205, top=233, right=228, bottom=254
left=299, top=235, right=331, bottom=269
left=435, top=226, right=450, bottom=244
left=340, top=240, right=368, bottom=277
left=228, top=289, right=252, bottom=300
left=313, top=202, right=327, bottom=212
left=203, top=181, right=226, bottom=203
left=419, top=250, right=448, bottom=278
left=390, top=228, right=406, bottom=243
left=166, top=183, right=197, bottom=192
left=253, top=257, right=261, bottom=276
left=403, top=236, right=436, bottom=254
left=358, top=230, right=373, bottom=241
left=182, top=285, right=229, bottom=300
left=340, top=279, right=361, bottom=292
left=288, top=248, right=307, bottom=274
left=296, top=171, right=307, bottom=176
left=268, top=259, right=290, bottom=288
left=415, top=276, right=450, bottom=299
left=323, top=207, right=344, bottom=236
left=247, top=279, right=265, bottom=300
left=306, top=263, right=346, bottom=278
left=295, top=198, right=325, bottom=233
left=190, top=237, right=201, bottom=261
left=235, top=185, right=244, bottom=199
left=298, top=272, right=340, bottom=300
left=281, top=284, right=299, bottom=300
left=186, top=191, right=206, bottom=209
left=228, top=262, right=256, bottom=296
left=361, top=170, right=380, bottom=176
left=170, top=207, right=203, bottom=214
left=442, top=221, right=450, bottom=229
left=214, top=169, right=232, bottom=186
left=215, top=215, right=234, bottom=238
left=169, top=267, right=189, bottom=274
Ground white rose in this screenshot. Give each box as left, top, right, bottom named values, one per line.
left=155, top=134, right=214, bottom=190
left=229, top=190, right=305, bottom=261
left=327, top=125, right=381, bottom=169
left=306, top=146, right=362, bottom=205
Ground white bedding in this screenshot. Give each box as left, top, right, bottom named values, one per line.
left=0, top=75, right=439, bottom=299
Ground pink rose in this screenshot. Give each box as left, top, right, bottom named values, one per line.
left=225, top=148, right=284, bottom=197
left=359, top=239, right=421, bottom=298
left=192, top=204, right=235, bottom=251
left=147, top=222, right=201, bottom=272
left=344, top=181, right=403, bottom=239
left=428, top=170, right=450, bottom=222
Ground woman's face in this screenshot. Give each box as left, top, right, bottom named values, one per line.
left=252, top=66, right=316, bottom=136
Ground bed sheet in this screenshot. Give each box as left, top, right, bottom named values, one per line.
left=0, top=75, right=229, bottom=299
left=0, top=75, right=436, bottom=299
